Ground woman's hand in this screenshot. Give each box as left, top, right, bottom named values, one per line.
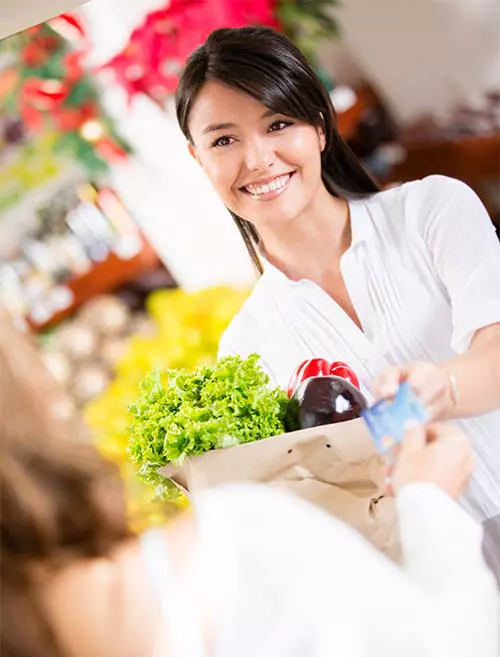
left=391, top=423, right=475, bottom=500
left=374, top=361, right=456, bottom=420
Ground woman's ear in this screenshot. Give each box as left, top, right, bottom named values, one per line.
left=319, top=128, right=326, bottom=152
left=188, top=141, right=201, bottom=165
left=318, top=113, right=326, bottom=152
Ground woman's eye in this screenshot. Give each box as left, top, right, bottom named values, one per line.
left=212, top=135, right=234, bottom=148
left=269, top=120, right=292, bottom=132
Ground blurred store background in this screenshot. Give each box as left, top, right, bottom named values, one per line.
left=1, top=0, right=499, bottom=524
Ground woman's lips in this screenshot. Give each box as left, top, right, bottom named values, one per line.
left=240, top=172, right=295, bottom=201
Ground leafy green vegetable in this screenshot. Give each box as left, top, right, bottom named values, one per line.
left=127, top=354, right=288, bottom=500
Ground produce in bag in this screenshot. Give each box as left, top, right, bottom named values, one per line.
left=128, top=354, right=399, bottom=559
left=127, top=354, right=288, bottom=499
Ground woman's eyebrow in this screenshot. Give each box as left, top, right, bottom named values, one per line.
left=202, top=110, right=277, bottom=135
left=202, top=122, right=236, bottom=135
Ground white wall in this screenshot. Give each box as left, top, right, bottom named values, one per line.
left=331, top=0, right=500, bottom=123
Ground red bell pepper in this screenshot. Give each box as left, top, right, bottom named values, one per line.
left=287, top=358, right=330, bottom=397
left=287, top=358, right=360, bottom=397
left=329, top=361, right=360, bottom=390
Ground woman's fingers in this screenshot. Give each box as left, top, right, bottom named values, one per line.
left=373, top=365, right=407, bottom=399
left=374, top=362, right=453, bottom=420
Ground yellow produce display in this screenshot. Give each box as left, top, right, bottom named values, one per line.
left=84, top=285, right=249, bottom=530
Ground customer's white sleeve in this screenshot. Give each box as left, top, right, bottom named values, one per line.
left=396, top=482, right=499, bottom=657
left=191, top=483, right=498, bottom=657
left=416, top=175, right=500, bottom=353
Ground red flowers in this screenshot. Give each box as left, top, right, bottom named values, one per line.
left=101, top=0, right=277, bottom=102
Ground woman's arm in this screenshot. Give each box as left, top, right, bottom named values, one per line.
left=444, top=322, right=500, bottom=418
left=375, top=322, right=500, bottom=420
left=376, top=176, right=500, bottom=420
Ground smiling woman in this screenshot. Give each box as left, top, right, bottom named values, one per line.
left=176, top=26, right=379, bottom=274
left=175, top=27, right=500, bottom=526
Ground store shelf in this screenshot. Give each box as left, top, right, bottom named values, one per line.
left=29, top=237, right=161, bottom=331
left=336, top=85, right=379, bottom=142
left=388, top=133, right=500, bottom=218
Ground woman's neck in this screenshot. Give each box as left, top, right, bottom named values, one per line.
left=259, top=185, right=350, bottom=282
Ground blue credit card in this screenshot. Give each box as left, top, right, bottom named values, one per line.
left=362, top=382, right=429, bottom=455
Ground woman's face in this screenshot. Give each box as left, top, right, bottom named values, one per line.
left=187, top=81, right=326, bottom=231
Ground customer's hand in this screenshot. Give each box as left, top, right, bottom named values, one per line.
left=391, top=422, right=475, bottom=500
left=374, top=361, right=456, bottom=420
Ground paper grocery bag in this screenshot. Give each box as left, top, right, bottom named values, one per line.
left=161, top=419, right=400, bottom=560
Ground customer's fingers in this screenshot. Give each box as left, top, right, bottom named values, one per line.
left=399, top=424, right=427, bottom=454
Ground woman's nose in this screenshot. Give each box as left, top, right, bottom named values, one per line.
left=244, top=137, right=275, bottom=172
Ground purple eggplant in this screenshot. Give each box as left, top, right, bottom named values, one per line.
left=285, top=375, right=368, bottom=431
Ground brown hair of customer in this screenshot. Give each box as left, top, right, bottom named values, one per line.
left=0, top=307, right=131, bottom=657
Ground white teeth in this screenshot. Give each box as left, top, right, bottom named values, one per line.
left=245, top=174, right=291, bottom=197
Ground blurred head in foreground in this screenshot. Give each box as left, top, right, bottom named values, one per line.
left=0, top=306, right=129, bottom=657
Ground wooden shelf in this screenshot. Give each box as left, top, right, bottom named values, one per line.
left=29, top=237, right=161, bottom=332
left=337, top=86, right=374, bottom=141
left=387, top=133, right=500, bottom=217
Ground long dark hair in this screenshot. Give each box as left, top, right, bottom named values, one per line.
left=176, top=26, right=380, bottom=273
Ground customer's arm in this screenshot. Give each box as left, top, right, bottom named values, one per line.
left=391, top=424, right=498, bottom=657
left=396, top=482, right=498, bottom=657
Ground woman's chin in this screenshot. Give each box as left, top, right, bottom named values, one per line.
left=249, top=211, right=301, bottom=232
left=235, top=197, right=305, bottom=230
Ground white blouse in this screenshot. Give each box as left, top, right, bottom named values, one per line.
left=219, top=175, right=500, bottom=521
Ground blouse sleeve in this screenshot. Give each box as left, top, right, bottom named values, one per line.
left=192, top=483, right=498, bottom=657
left=417, top=175, right=500, bottom=353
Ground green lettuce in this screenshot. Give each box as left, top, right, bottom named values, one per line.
left=127, top=354, right=287, bottom=499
